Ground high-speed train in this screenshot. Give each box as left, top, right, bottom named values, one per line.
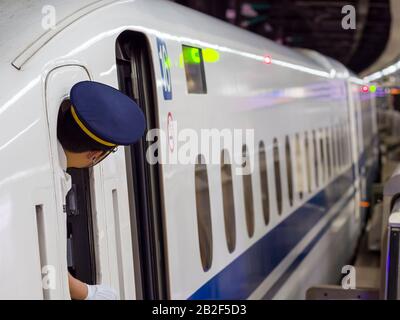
left=0, top=0, right=379, bottom=299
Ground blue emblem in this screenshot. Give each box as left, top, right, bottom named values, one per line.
left=157, top=38, right=173, bottom=100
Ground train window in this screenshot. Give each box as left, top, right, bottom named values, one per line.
left=319, top=129, right=326, bottom=183
left=336, top=125, right=342, bottom=170
left=345, top=123, right=351, bottom=165
left=342, top=124, right=347, bottom=166
left=304, top=132, right=312, bottom=193
left=221, top=150, right=236, bottom=253
left=343, top=124, right=348, bottom=165
left=285, top=136, right=294, bottom=206
left=344, top=124, right=349, bottom=165
left=312, top=130, right=319, bottom=188
left=340, top=124, right=345, bottom=167
left=343, top=124, right=347, bottom=165
left=331, top=126, right=337, bottom=174
left=242, top=145, right=255, bottom=238
left=295, top=133, right=304, bottom=199
left=273, top=138, right=283, bottom=215
left=182, top=45, right=207, bottom=94
left=195, top=155, right=213, bottom=271
left=348, top=124, right=352, bottom=164
left=259, top=141, right=270, bottom=225
left=326, top=128, right=332, bottom=178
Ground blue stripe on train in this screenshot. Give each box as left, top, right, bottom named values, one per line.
left=188, top=166, right=355, bottom=300
left=262, top=189, right=355, bottom=299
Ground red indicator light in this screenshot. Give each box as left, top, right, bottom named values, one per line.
left=263, top=55, right=272, bottom=64
left=361, top=85, right=369, bottom=93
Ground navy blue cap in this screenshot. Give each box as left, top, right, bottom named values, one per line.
left=69, top=81, right=146, bottom=146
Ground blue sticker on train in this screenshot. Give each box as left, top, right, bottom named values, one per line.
left=157, top=38, right=172, bottom=100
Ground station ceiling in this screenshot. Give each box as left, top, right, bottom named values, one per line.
left=170, top=0, right=392, bottom=74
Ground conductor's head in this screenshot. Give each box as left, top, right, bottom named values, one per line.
left=57, top=81, right=146, bottom=168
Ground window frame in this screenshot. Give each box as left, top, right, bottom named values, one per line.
left=259, top=141, right=270, bottom=225
left=194, top=155, right=213, bottom=272
left=295, top=133, right=305, bottom=200
left=182, top=45, right=208, bottom=94
left=273, top=138, right=283, bottom=215
left=242, top=145, right=255, bottom=238
left=285, top=135, right=294, bottom=206
left=220, top=149, right=236, bottom=253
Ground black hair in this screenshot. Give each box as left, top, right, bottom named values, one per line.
left=57, top=100, right=113, bottom=153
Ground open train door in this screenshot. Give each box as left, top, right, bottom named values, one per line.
left=44, top=66, right=93, bottom=299
left=45, top=65, right=137, bottom=299
left=116, top=31, right=169, bottom=299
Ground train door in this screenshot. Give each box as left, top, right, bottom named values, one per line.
left=115, top=31, right=168, bottom=299
left=44, top=66, right=93, bottom=299
left=45, top=65, right=137, bottom=299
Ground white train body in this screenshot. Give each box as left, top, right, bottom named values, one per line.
left=0, top=0, right=379, bottom=299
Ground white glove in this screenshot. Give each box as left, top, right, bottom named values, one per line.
left=85, top=284, right=119, bottom=300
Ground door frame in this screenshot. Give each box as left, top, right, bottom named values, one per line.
left=115, top=30, right=170, bottom=299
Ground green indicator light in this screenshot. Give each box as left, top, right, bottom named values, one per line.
left=369, top=85, right=377, bottom=93
left=181, top=47, right=220, bottom=67
left=190, top=48, right=201, bottom=64
left=203, top=48, right=220, bottom=63
left=183, top=46, right=200, bottom=64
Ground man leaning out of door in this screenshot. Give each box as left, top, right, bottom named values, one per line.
left=56, top=81, right=146, bottom=300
